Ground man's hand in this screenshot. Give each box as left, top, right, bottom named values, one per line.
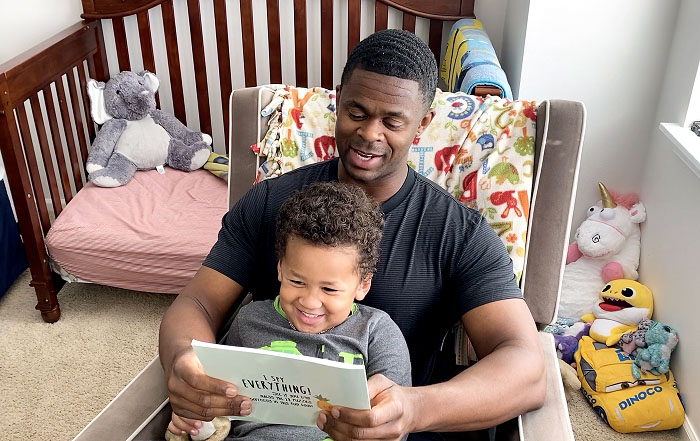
left=316, top=374, right=417, bottom=441
left=167, top=347, right=251, bottom=430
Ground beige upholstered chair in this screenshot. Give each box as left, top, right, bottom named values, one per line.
left=73, top=88, right=585, bottom=441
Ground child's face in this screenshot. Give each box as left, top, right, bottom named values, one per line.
left=277, top=236, right=371, bottom=334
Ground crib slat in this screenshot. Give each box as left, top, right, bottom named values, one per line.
left=56, top=76, right=84, bottom=191
left=320, top=0, right=333, bottom=89
left=186, top=0, right=212, bottom=135
left=428, top=19, right=442, bottom=64
left=293, top=0, right=307, bottom=87
left=137, top=11, right=156, bottom=73
left=213, top=0, right=231, bottom=150
left=162, top=0, right=187, bottom=124
left=112, top=17, right=132, bottom=72
left=347, top=0, right=360, bottom=55
left=239, top=0, right=257, bottom=87
left=136, top=11, right=161, bottom=108
left=76, top=64, right=96, bottom=143
left=29, top=94, right=62, bottom=217
left=92, top=20, right=110, bottom=84
left=266, top=0, right=282, bottom=84
left=402, top=12, right=416, bottom=33
left=375, top=2, right=388, bottom=32
left=66, top=68, right=89, bottom=166
left=16, top=104, right=52, bottom=233
left=43, top=83, right=74, bottom=204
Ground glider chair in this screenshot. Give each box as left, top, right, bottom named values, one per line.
left=73, top=87, right=584, bottom=441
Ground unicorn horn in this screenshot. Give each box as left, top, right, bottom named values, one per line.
left=598, top=182, right=617, bottom=208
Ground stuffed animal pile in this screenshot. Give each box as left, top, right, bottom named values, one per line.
left=547, top=183, right=685, bottom=433
left=86, top=70, right=212, bottom=187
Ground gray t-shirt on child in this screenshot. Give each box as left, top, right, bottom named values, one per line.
left=224, top=298, right=412, bottom=441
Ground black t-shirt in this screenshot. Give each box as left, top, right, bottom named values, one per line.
left=204, top=158, right=522, bottom=386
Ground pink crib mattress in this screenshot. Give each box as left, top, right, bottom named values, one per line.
left=46, top=169, right=228, bottom=294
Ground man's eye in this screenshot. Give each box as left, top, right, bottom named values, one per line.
left=384, top=120, right=402, bottom=130
left=348, top=111, right=365, bottom=120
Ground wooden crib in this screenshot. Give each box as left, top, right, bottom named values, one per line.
left=0, top=0, right=478, bottom=323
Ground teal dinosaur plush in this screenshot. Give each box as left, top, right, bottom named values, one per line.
left=626, top=319, right=679, bottom=380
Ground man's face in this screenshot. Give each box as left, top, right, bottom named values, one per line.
left=335, top=68, right=434, bottom=185
left=277, top=236, right=371, bottom=334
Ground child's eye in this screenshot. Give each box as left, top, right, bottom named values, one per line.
left=289, top=279, right=304, bottom=286
left=322, top=287, right=339, bottom=293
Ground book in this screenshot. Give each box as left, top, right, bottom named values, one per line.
left=191, top=340, right=370, bottom=427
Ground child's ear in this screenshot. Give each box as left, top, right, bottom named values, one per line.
left=277, top=261, right=282, bottom=282
left=355, top=276, right=372, bottom=301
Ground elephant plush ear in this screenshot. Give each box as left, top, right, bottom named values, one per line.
left=87, top=79, right=112, bottom=124
left=140, top=71, right=160, bottom=93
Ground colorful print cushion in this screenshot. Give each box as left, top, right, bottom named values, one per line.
left=253, top=86, right=536, bottom=281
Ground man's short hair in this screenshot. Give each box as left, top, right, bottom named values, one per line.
left=276, top=182, right=384, bottom=280
left=341, top=29, right=438, bottom=110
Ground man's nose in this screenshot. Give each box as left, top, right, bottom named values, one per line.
left=357, top=120, right=383, bottom=143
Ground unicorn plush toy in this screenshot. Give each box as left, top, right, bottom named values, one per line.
left=557, top=183, right=646, bottom=321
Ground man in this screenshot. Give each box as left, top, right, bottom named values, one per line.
left=160, top=29, right=545, bottom=441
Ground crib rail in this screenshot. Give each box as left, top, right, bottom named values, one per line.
left=0, top=21, right=107, bottom=322
left=78, top=0, right=474, bottom=156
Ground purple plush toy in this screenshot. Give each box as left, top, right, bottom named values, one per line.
left=554, top=323, right=590, bottom=366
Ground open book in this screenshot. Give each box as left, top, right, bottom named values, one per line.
left=192, top=340, right=370, bottom=427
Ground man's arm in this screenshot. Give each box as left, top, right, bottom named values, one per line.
left=317, top=298, right=545, bottom=439
left=159, top=266, right=251, bottom=427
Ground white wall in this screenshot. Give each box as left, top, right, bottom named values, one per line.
left=500, top=0, right=530, bottom=99
left=0, top=0, right=84, bottom=64
left=0, top=0, right=84, bottom=201
left=514, top=0, right=680, bottom=232
left=639, top=0, right=700, bottom=434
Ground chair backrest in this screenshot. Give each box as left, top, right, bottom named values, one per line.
left=228, top=87, right=586, bottom=326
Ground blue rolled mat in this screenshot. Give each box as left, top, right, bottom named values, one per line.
left=440, top=19, right=513, bottom=99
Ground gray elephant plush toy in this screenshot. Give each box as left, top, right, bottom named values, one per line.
left=86, top=70, right=212, bottom=187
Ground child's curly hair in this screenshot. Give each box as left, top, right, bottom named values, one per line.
left=276, top=182, right=384, bottom=280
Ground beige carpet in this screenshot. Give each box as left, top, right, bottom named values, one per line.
left=0, top=270, right=684, bottom=440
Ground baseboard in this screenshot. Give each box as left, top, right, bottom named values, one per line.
left=681, top=417, right=698, bottom=441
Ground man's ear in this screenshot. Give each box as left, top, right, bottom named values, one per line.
left=415, top=108, right=436, bottom=137
left=87, top=79, right=112, bottom=124
left=355, top=276, right=372, bottom=301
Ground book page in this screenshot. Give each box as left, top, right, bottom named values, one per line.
left=192, top=340, right=370, bottom=427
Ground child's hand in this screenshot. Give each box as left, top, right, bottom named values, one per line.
left=168, top=411, right=203, bottom=438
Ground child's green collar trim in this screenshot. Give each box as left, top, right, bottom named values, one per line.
left=273, top=295, right=357, bottom=319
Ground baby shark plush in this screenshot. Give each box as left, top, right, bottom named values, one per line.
left=582, top=280, right=653, bottom=347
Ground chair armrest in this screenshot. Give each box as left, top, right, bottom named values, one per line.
left=72, top=357, right=169, bottom=441
left=519, top=332, right=574, bottom=441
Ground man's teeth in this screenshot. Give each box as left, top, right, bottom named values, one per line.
left=356, top=150, right=374, bottom=160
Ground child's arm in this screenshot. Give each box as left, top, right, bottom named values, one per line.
left=365, top=312, right=412, bottom=386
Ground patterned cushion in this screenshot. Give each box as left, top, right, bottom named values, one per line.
left=253, top=85, right=536, bottom=282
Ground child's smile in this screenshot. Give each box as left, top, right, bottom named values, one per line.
left=277, top=236, right=371, bottom=334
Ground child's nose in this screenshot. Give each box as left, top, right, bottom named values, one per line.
left=299, top=291, right=323, bottom=309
